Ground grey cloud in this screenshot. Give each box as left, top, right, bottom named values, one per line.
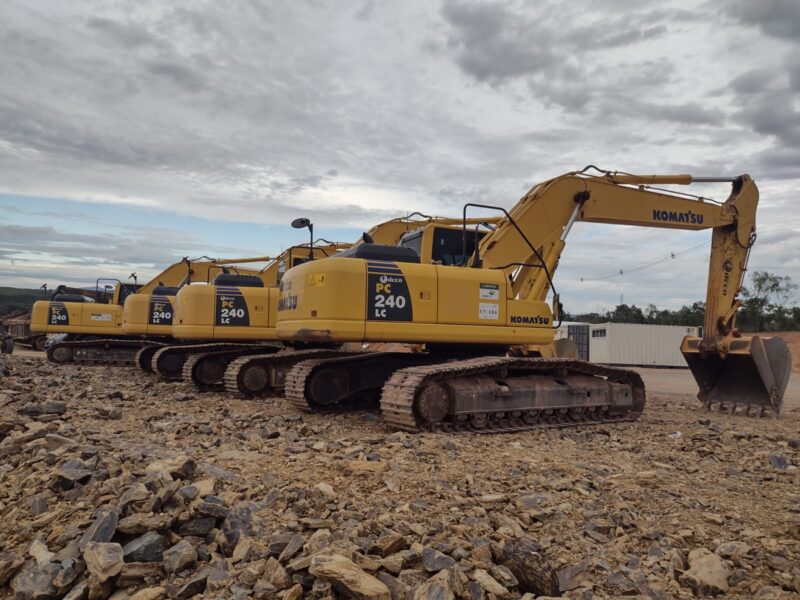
left=722, top=0, right=800, bottom=42
left=0, top=223, right=181, bottom=265
left=0, top=1, right=798, bottom=306
left=738, top=95, right=800, bottom=147
left=728, top=70, right=777, bottom=95
left=438, top=0, right=713, bottom=125
left=355, top=0, right=377, bottom=22
left=145, top=57, right=209, bottom=91
left=0, top=96, right=185, bottom=169
left=590, top=26, right=668, bottom=49
left=629, top=100, right=725, bottom=126
left=441, top=1, right=558, bottom=83
left=439, top=2, right=674, bottom=85
left=434, top=184, right=497, bottom=208
left=721, top=55, right=800, bottom=180
left=752, top=147, right=800, bottom=180
left=86, top=17, right=166, bottom=49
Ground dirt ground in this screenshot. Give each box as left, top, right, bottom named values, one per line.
left=0, top=353, right=798, bottom=600
left=636, top=367, right=800, bottom=410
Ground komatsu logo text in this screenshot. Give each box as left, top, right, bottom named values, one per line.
left=510, top=315, right=550, bottom=325
left=653, top=210, right=704, bottom=224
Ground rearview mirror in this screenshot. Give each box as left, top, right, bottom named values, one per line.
left=291, top=217, right=311, bottom=229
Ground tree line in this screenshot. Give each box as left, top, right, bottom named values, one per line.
left=564, top=271, right=800, bottom=332
left=0, top=287, right=44, bottom=318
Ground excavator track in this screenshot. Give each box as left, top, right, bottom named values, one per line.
left=285, top=352, right=439, bottom=412
left=183, top=345, right=283, bottom=389
left=152, top=343, right=269, bottom=381
left=225, top=349, right=363, bottom=398
left=135, top=345, right=162, bottom=373
left=47, top=339, right=165, bottom=366
left=380, top=356, right=645, bottom=433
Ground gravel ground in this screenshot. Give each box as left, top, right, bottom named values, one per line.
left=1, top=354, right=798, bottom=600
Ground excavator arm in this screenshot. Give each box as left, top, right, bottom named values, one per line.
left=473, top=171, right=790, bottom=413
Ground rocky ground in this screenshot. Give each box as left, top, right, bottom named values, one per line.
left=0, top=354, right=798, bottom=600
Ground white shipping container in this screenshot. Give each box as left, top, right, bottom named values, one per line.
left=554, top=321, right=590, bottom=340
left=589, top=323, right=699, bottom=367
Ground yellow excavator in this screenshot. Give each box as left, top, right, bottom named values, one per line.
left=273, top=168, right=792, bottom=432
left=31, top=257, right=271, bottom=365
left=168, top=215, right=500, bottom=393
left=144, top=242, right=348, bottom=382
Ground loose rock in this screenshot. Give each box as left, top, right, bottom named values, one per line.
left=679, top=548, right=731, bottom=595
left=309, top=554, right=391, bottom=600
left=84, top=542, right=124, bottom=582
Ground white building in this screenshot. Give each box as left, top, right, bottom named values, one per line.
left=588, top=323, right=700, bottom=367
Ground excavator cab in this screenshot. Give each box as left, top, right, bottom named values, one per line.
left=682, top=335, right=792, bottom=415
left=398, top=225, right=489, bottom=266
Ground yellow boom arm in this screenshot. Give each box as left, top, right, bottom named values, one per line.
left=476, top=172, right=754, bottom=342
left=473, top=170, right=789, bottom=412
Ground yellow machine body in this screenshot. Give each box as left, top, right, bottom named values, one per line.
left=171, top=218, right=499, bottom=342
left=277, top=258, right=553, bottom=346
left=121, top=293, right=176, bottom=337
left=31, top=296, right=122, bottom=335
left=32, top=257, right=271, bottom=338
left=174, top=285, right=281, bottom=341
left=172, top=246, right=339, bottom=341
left=277, top=170, right=792, bottom=414
left=121, top=260, right=273, bottom=336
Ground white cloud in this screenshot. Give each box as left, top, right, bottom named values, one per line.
left=0, top=0, right=798, bottom=310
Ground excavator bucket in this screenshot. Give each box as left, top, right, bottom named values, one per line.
left=681, top=335, right=792, bottom=415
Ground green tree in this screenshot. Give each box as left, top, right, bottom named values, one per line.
left=606, top=303, right=645, bottom=323
left=739, top=271, right=798, bottom=331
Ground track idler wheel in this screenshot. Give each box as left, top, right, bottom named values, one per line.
left=157, top=353, right=186, bottom=379
left=239, top=364, right=271, bottom=395
left=196, top=358, right=227, bottom=386
left=136, top=346, right=159, bottom=373
left=49, top=345, right=74, bottom=364
left=414, top=382, right=449, bottom=427
left=307, top=367, right=350, bottom=407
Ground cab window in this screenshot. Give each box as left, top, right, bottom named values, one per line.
left=399, top=231, right=423, bottom=256
left=432, top=227, right=486, bottom=266
left=277, top=260, right=287, bottom=283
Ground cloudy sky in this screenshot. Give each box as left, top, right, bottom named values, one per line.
left=1, top=0, right=798, bottom=312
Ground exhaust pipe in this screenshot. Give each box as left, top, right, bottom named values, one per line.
left=681, top=335, right=792, bottom=415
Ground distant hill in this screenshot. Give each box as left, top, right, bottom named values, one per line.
left=0, top=286, right=45, bottom=316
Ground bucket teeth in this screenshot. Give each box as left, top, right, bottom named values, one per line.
left=681, top=335, right=791, bottom=416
